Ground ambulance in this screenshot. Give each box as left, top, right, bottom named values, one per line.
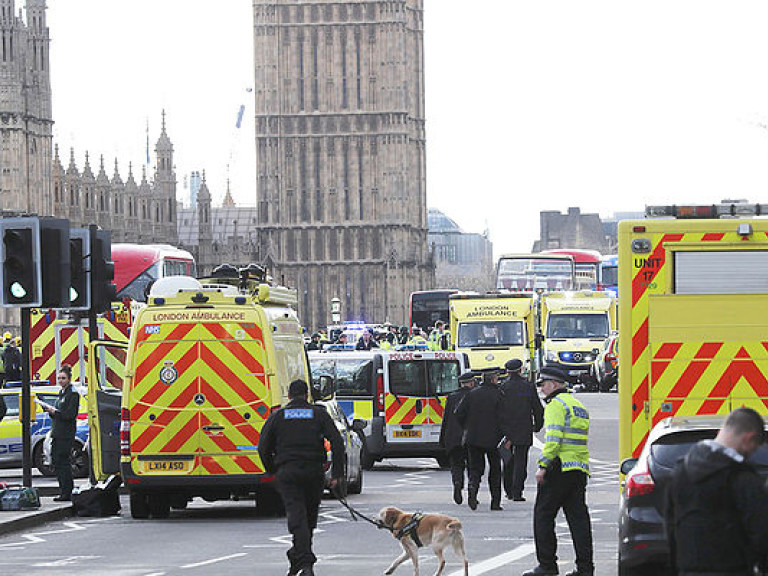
left=308, top=349, right=467, bottom=469
left=539, top=290, right=616, bottom=387
left=88, top=273, right=320, bottom=519
left=619, top=203, right=768, bottom=463
left=449, top=293, right=537, bottom=375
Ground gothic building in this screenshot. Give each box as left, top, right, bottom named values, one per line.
left=253, top=0, right=433, bottom=329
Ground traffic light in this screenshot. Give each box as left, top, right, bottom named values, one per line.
left=68, top=228, right=90, bottom=311
left=39, top=218, right=70, bottom=309
left=0, top=217, right=41, bottom=307
left=90, top=228, right=117, bottom=314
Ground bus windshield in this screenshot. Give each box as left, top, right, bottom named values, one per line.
left=546, top=313, right=609, bottom=339
left=457, top=321, right=524, bottom=348
left=496, top=258, right=574, bottom=291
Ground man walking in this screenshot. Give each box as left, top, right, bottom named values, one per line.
left=259, top=379, right=344, bottom=576
left=500, top=359, right=544, bottom=501
left=523, top=367, right=593, bottom=576
left=665, top=407, right=768, bottom=576
left=439, top=371, right=476, bottom=505
left=455, top=367, right=510, bottom=511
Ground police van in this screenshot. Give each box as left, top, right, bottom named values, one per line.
left=309, top=349, right=468, bottom=469
left=89, top=274, right=327, bottom=519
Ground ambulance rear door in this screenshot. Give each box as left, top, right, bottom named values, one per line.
left=88, top=340, right=128, bottom=481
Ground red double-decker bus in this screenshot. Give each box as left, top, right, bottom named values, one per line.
left=113, top=244, right=196, bottom=302
left=542, top=249, right=602, bottom=291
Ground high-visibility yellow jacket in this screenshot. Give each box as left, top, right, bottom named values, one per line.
left=537, top=389, right=590, bottom=475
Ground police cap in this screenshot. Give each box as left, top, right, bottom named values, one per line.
left=504, top=359, right=523, bottom=372
left=458, top=371, right=477, bottom=383
left=288, top=379, right=309, bottom=398
left=536, top=367, right=568, bottom=386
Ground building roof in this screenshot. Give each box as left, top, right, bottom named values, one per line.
left=428, top=208, right=463, bottom=233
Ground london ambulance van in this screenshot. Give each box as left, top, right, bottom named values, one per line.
left=539, top=290, right=616, bottom=388
left=89, top=276, right=316, bottom=519
left=449, top=292, right=537, bottom=376
left=309, top=349, right=467, bottom=469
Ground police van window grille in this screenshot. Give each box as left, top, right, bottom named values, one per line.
left=428, top=361, right=460, bottom=395
left=674, top=250, right=768, bottom=294
left=388, top=361, right=428, bottom=397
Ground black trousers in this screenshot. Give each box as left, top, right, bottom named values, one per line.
left=503, top=444, right=531, bottom=498
left=51, top=437, right=74, bottom=498
left=467, top=444, right=502, bottom=505
left=448, top=445, right=468, bottom=489
left=276, top=461, right=326, bottom=571
left=533, top=469, right=593, bottom=573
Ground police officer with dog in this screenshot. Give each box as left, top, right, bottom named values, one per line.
left=439, top=370, right=477, bottom=505
left=523, top=367, right=593, bottom=576
left=259, top=379, right=345, bottom=576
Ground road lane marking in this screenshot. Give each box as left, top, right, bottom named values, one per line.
left=447, top=542, right=535, bottom=576
left=180, top=553, right=247, bottom=569
left=32, top=555, right=100, bottom=567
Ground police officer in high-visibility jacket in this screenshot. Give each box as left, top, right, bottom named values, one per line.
left=523, top=367, right=593, bottom=576
left=259, top=379, right=345, bottom=576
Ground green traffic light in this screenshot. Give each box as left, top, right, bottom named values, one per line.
left=10, top=282, right=27, bottom=299
left=70, top=287, right=78, bottom=301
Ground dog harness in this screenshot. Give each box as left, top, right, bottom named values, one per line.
left=395, top=512, right=424, bottom=548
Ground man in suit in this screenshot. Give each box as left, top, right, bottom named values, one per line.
left=439, top=371, right=477, bottom=505
left=500, top=359, right=544, bottom=501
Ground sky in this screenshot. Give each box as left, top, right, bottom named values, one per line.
left=46, top=1, right=768, bottom=256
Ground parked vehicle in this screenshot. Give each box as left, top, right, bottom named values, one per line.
left=316, top=398, right=365, bottom=494
left=618, top=415, right=768, bottom=575
left=593, top=333, right=618, bottom=392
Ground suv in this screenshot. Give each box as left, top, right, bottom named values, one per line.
left=618, top=415, right=768, bottom=575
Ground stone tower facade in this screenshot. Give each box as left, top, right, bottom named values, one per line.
left=253, top=0, right=433, bottom=329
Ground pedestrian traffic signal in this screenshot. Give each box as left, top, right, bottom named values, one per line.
left=39, top=218, right=70, bottom=309
left=0, top=217, right=41, bottom=307
left=90, top=228, right=117, bottom=314
left=68, top=228, right=90, bottom=311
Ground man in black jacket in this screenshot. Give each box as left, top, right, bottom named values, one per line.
left=43, top=365, right=80, bottom=501
left=259, top=380, right=345, bottom=576
left=439, top=371, right=477, bottom=505
left=500, top=359, right=544, bottom=501
left=2, top=339, right=21, bottom=383
left=455, top=367, right=511, bottom=511
left=665, top=407, right=768, bottom=576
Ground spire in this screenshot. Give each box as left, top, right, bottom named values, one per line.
left=66, top=147, right=79, bottom=176
left=198, top=170, right=211, bottom=201
left=222, top=178, right=235, bottom=207
left=155, top=109, right=172, bottom=152
left=112, top=158, right=123, bottom=185
left=53, top=143, right=62, bottom=169
left=82, top=151, right=94, bottom=180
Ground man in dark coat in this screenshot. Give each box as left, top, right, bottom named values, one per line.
left=455, top=367, right=512, bottom=511
left=439, top=371, right=477, bottom=505
left=2, top=340, right=21, bottom=383
left=665, top=407, right=768, bottom=576
left=43, top=365, right=80, bottom=501
left=500, top=359, right=544, bottom=501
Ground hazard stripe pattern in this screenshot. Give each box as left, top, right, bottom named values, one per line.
left=385, top=395, right=445, bottom=425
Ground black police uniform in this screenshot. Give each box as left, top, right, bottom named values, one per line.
left=51, top=383, right=80, bottom=499
left=259, top=397, right=344, bottom=575
left=455, top=374, right=511, bottom=510
left=499, top=371, right=544, bottom=500
left=439, top=379, right=472, bottom=503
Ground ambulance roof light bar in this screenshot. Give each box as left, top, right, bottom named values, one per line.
left=646, top=203, right=768, bottom=219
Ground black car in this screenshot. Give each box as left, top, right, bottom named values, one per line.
left=618, top=415, right=768, bottom=575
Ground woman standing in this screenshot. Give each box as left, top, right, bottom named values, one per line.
left=44, top=365, right=80, bottom=501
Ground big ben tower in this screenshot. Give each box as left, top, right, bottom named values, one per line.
left=253, top=1, right=433, bottom=329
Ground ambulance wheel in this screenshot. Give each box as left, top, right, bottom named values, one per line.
left=129, top=491, right=150, bottom=519
left=148, top=494, right=171, bottom=519
left=70, top=442, right=89, bottom=479
left=361, top=446, right=375, bottom=470
left=347, top=466, right=363, bottom=495
left=33, top=443, right=55, bottom=477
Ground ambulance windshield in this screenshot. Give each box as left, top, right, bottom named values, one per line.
left=457, top=321, right=524, bottom=348
left=546, top=313, right=609, bottom=339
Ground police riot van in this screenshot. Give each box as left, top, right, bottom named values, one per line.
left=88, top=273, right=321, bottom=519
left=539, top=290, right=616, bottom=388
left=449, top=292, right=537, bottom=376
left=309, top=349, right=467, bottom=469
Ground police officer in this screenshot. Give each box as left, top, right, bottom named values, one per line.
left=43, top=365, right=80, bottom=501
left=306, top=333, right=322, bottom=351
left=258, top=379, right=344, bottom=576
left=455, top=367, right=511, bottom=511
left=500, top=359, right=544, bottom=501
left=523, top=367, right=593, bottom=576
left=428, top=321, right=449, bottom=351
left=439, top=371, right=476, bottom=505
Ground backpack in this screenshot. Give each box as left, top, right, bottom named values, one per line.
left=71, top=475, right=122, bottom=517
left=0, top=486, right=41, bottom=511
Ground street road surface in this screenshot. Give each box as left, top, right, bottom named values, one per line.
left=0, top=393, right=620, bottom=576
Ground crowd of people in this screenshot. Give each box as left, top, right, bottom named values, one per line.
left=305, top=321, right=452, bottom=352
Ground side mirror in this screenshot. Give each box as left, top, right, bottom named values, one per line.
left=312, top=374, right=334, bottom=401
left=535, top=333, right=543, bottom=349
left=620, top=458, right=639, bottom=476
left=351, top=419, right=367, bottom=432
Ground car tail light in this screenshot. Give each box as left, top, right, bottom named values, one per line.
left=625, top=467, right=655, bottom=497
left=605, top=353, right=617, bottom=366
left=375, top=373, right=384, bottom=412
left=120, top=408, right=131, bottom=456
left=77, top=413, right=88, bottom=420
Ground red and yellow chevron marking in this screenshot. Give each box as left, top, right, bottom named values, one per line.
left=628, top=230, right=768, bottom=457
left=130, top=321, right=268, bottom=476
left=385, top=395, right=446, bottom=425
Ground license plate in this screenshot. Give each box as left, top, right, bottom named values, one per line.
left=393, top=429, right=422, bottom=438
left=142, top=460, right=191, bottom=472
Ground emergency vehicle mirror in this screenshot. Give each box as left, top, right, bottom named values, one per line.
left=620, top=458, right=638, bottom=475
left=312, top=375, right=334, bottom=401
left=351, top=419, right=367, bottom=432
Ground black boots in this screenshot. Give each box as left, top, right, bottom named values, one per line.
left=467, top=485, right=478, bottom=510
left=453, top=484, right=463, bottom=505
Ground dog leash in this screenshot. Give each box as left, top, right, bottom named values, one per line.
left=331, top=485, right=394, bottom=533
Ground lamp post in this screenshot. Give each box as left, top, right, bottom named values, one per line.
left=330, top=297, right=341, bottom=324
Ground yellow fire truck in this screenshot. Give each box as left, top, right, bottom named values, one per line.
left=449, top=293, right=537, bottom=374
left=619, top=204, right=768, bottom=462
left=539, top=291, right=616, bottom=387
